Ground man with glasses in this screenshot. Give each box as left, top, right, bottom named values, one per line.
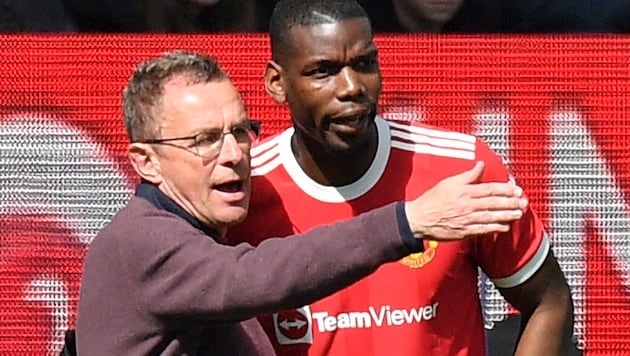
left=74, top=50, right=528, bottom=355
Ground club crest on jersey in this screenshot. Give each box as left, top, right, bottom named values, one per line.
left=399, top=241, right=438, bottom=268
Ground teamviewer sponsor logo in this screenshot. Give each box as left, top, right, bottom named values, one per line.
left=273, top=306, right=314, bottom=345
left=312, top=303, right=439, bottom=332
left=273, top=303, right=439, bottom=345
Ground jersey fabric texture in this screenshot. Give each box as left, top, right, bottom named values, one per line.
left=228, top=116, right=549, bottom=356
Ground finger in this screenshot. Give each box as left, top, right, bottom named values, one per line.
left=467, top=182, right=523, bottom=198
left=465, top=209, right=524, bottom=224
left=450, top=161, right=485, bottom=185
left=469, top=196, right=528, bottom=211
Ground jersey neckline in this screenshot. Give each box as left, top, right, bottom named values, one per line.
left=279, top=116, right=391, bottom=203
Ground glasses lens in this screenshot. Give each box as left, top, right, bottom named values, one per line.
left=194, top=131, right=222, bottom=159
left=249, top=121, right=260, bottom=139
left=195, top=122, right=260, bottom=159
left=232, top=122, right=260, bottom=144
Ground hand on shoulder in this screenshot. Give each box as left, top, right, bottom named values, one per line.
left=405, top=161, right=528, bottom=241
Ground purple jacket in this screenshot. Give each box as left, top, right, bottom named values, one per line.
left=76, top=183, right=418, bottom=355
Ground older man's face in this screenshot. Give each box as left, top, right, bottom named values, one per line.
left=153, top=78, right=252, bottom=234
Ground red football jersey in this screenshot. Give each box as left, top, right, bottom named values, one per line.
left=228, top=117, right=548, bottom=356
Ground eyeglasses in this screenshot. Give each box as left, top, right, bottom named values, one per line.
left=140, top=121, right=260, bottom=160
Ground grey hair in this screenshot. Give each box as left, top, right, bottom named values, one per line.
left=122, top=50, right=229, bottom=142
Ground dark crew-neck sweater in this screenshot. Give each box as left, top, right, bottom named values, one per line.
left=76, top=182, right=419, bottom=355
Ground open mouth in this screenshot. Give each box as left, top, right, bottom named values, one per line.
left=214, top=181, right=243, bottom=193
left=327, top=111, right=373, bottom=134
left=330, top=115, right=363, bottom=126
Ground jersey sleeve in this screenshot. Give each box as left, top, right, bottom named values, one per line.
left=472, top=139, right=550, bottom=289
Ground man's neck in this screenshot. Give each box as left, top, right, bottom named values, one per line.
left=136, top=181, right=224, bottom=239
left=290, top=127, right=379, bottom=187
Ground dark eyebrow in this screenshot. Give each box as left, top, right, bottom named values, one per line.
left=362, top=48, right=378, bottom=57
left=353, top=46, right=378, bottom=59
left=308, top=47, right=378, bottom=67
left=304, top=57, right=338, bottom=68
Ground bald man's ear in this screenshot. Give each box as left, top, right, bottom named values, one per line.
left=265, top=60, right=287, bottom=104
left=128, top=143, right=162, bottom=184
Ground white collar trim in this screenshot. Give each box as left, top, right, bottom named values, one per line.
left=278, top=116, right=391, bottom=203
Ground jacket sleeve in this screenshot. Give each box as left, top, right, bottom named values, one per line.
left=126, top=201, right=412, bottom=322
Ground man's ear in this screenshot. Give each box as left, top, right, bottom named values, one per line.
left=265, top=60, right=287, bottom=104
left=128, top=143, right=162, bottom=184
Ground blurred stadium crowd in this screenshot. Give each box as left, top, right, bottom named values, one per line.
left=1, top=0, right=628, bottom=33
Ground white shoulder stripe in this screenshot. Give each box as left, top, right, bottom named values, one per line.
left=388, top=120, right=476, bottom=143
left=491, top=233, right=551, bottom=289
left=252, top=154, right=283, bottom=176
left=251, top=129, right=292, bottom=169
left=390, top=128, right=476, bottom=151
left=391, top=140, right=476, bottom=160
left=251, top=147, right=280, bottom=169
left=251, top=130, right=287, bottom=157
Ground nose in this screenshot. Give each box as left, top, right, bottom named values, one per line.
left=336, top=66, right=364, bottom=100
left=216, top=133, right=244, bottom=165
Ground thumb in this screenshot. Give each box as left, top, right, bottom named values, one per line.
left=455, top=161, right=485, bottom=184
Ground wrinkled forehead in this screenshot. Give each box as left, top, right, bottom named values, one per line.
left=160, top=79, right=247, bottom=133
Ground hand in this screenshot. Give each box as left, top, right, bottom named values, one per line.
left=404, top=161, right=528, bottom=241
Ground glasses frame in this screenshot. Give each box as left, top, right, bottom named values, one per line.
left=139, top=121, right=260, bottom=160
